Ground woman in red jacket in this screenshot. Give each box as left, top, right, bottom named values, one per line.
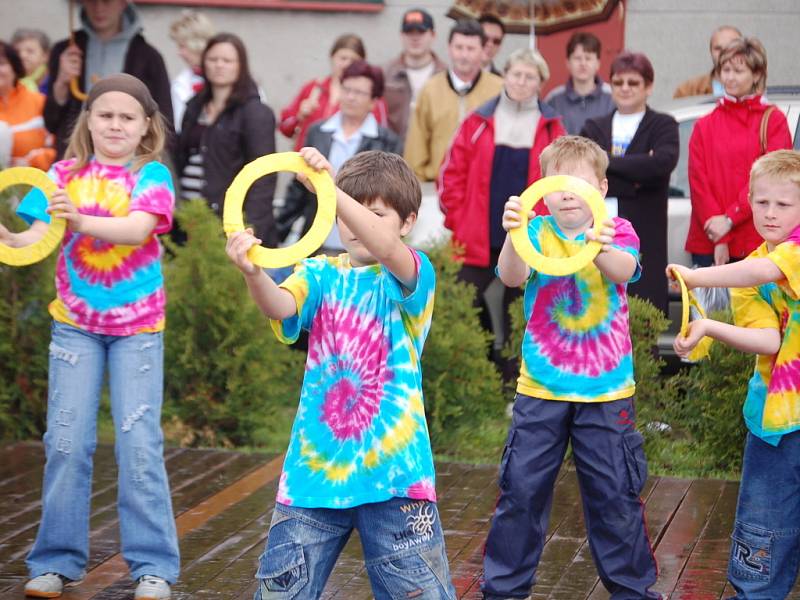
left=279, top=34, right=387, bottom=150
left=686, top=37, right=792, bottom=266
left=438, top=48, right=565, bottom=375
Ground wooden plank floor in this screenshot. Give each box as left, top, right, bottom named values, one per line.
left=1, top=442, right=799, bottom=599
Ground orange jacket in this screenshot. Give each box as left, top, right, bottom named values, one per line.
left=0, top=83, right=55, bottom=171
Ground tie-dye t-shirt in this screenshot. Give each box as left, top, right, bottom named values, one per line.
left=732, top=230, right=800, bottom=446
left=17, top=158, right=173, bottom=335
left=270, top=250, right=436, bottom=508
left=517, top=216, right=641, bottom=402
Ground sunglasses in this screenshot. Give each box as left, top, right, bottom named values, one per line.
left=611, top=78, right=643, bottom=88
left=485, top=36, right=503, bottom=45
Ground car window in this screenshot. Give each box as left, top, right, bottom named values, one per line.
left=669, top=117, right=696, bottom=198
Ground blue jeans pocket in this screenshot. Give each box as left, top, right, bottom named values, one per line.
left=498, top=429, right=517, bottom=490
left=729, top=521, right=772, bottom=583
left=256, top=542, right=309, bottom=599
left=622, top=431, right=648, bottom=496
left=373, top=544, right=450, bottom=600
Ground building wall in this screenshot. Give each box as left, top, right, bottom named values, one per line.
left=1, top=0, right=797, bottom=129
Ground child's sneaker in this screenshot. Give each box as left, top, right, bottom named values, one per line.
left=24, top=573, right=82, bottom=598
left=134, top=575, right=171, bottom=600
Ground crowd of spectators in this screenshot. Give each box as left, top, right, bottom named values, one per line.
left=0, top=1, right=788, bottom=329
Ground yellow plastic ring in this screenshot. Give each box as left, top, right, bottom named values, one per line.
left=70, top=77, right=87, bottom=102
left=510, top=175, right=608, bottom=276
left=0, top=167, right=65, bottom=266
left=671, top=267, right=713, bottom=361
left=223, top=152, right=336, bottom=268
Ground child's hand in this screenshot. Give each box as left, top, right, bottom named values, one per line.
left=46, top=189, right=83, bottom=233
left=225, top=228, right=262, bottom=276
left=502, top=196, right=535, bottom=232
left=585, top=218, right=616, bottom=252
left=0, top=221, right=11, bottom=243
left=673, top=319, right=707, bottom=357
left=296, top=147, right=334, bottom=193
left=665, top=263, right=695, bottom=290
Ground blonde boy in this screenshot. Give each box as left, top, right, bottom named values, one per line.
left=226, top=148, right=455, bottom=600
left=669, top=149, right=800, bottom=599
left=482, top=136, right=660, bottom=600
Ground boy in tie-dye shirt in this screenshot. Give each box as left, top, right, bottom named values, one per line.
left=669, top=150, right=800, bottom=599
left=226, top=149, right=455, bottom=600
left=482, top=136, right=660, bottom=600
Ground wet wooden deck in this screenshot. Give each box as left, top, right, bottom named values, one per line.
left=0, top=442, right=797, bottom=600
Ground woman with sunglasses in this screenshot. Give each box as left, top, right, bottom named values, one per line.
left=684, top=37, right=791, bottom=268
left=581, top=51, right=679, bottom=315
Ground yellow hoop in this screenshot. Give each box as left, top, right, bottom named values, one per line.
left=510, top=175, right=608, bottom=276
left=70, top=77, right=87, bottom=102
left=672, top=267, right=713, bottom=361
left=0, top=167, right=65, bottom=266
left=223, top=152, right=336, bottom=268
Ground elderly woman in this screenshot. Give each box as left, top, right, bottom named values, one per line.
left=685, top=37, right=791, bottom=267
left=169, top=9, right=214, bottom=132
left=279, top=34, right=387, bottom=150
left=0, top=40, right=54, bottom=170
left=438, top=48, right=565, bottom=373
left=581, top=52, right=679, bottom=315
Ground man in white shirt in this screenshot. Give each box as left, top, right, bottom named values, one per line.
left=404, top=19, right=503, bottom=181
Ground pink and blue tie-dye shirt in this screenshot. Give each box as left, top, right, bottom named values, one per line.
left=517, top=216, right=641, bottom=402
left=17, top=158, right=173, bottom=335
left=732, top=230, right=800, bottom=446
left=270, top=250, right=437, bottom=509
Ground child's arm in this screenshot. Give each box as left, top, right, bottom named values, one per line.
left=675, top=317, right=780, bottom=357
left=0, top=219, right=49, bottom=247
left=298, top=147, right=418, bottom=289
left=47, top=190, right=160, bottom=245
left=586, top=219, right=637, bottom=284
left=497, top=196, right=532, bottom=288
left=225, top=229, right=298, bottom=320
left=667, top=258, right=783, bottom=290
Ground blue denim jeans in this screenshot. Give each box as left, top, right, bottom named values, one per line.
left=26, top=321, right=180, bottom=583
left=726, top=431, right=800, bottom=599
left=254, top=497, right=456, bottom=600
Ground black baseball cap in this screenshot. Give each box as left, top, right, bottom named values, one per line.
left=402, top=9, right=434, bottom=33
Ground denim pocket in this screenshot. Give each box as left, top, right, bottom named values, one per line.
left=498, top=429, right=517, bottom=490
left=374, top=544, right=447, bottom=600
left=729, top=521, right=773, bottom=583
left=255, top=542, right=308, bottom=599
left=621, top=431, right=648, bottom=496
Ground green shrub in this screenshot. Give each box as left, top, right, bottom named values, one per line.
left=421, top=244, right=506, bottom=451
left=0, top=198, right=54, bottom=440
left=162, top=200, right=304, bottom=447
left=669, top=311, right=750, bottom=473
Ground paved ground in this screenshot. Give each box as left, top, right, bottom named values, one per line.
left=1, top=442, right=798, bottom=599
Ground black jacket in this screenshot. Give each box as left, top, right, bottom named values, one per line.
left=580, top=107, right=679, bottom=314
left=276, top=118, right=402, bottom=242
left=45, top=31, right=173, bottom=158
left=175, top=86, right=277, bottom=246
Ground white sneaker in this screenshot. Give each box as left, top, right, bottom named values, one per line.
left=24, top=573, right=82, bottom=598
left=134, top=575, right=171, bottom=600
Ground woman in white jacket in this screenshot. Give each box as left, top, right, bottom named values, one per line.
left=169, top=10, right=214, bottom=133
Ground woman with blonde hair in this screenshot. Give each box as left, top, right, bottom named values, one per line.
left=169, top=9, right=214, bottom=131
left=438, top=48, right=565, bottom=377
left=685, top=37, right=792, bottom=266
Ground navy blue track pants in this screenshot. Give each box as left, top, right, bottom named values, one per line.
left=482, top=394, right=660, bottom=600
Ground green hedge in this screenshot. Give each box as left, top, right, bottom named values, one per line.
left=0, top=200, right=756, bottom=476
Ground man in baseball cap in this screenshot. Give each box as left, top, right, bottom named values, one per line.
left=383, top=8, right=446, bottom=138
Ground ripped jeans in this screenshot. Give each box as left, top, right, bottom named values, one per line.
left=26, top=321, right=180, bottom=584
left=255, top=498, right=455, bottom=600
